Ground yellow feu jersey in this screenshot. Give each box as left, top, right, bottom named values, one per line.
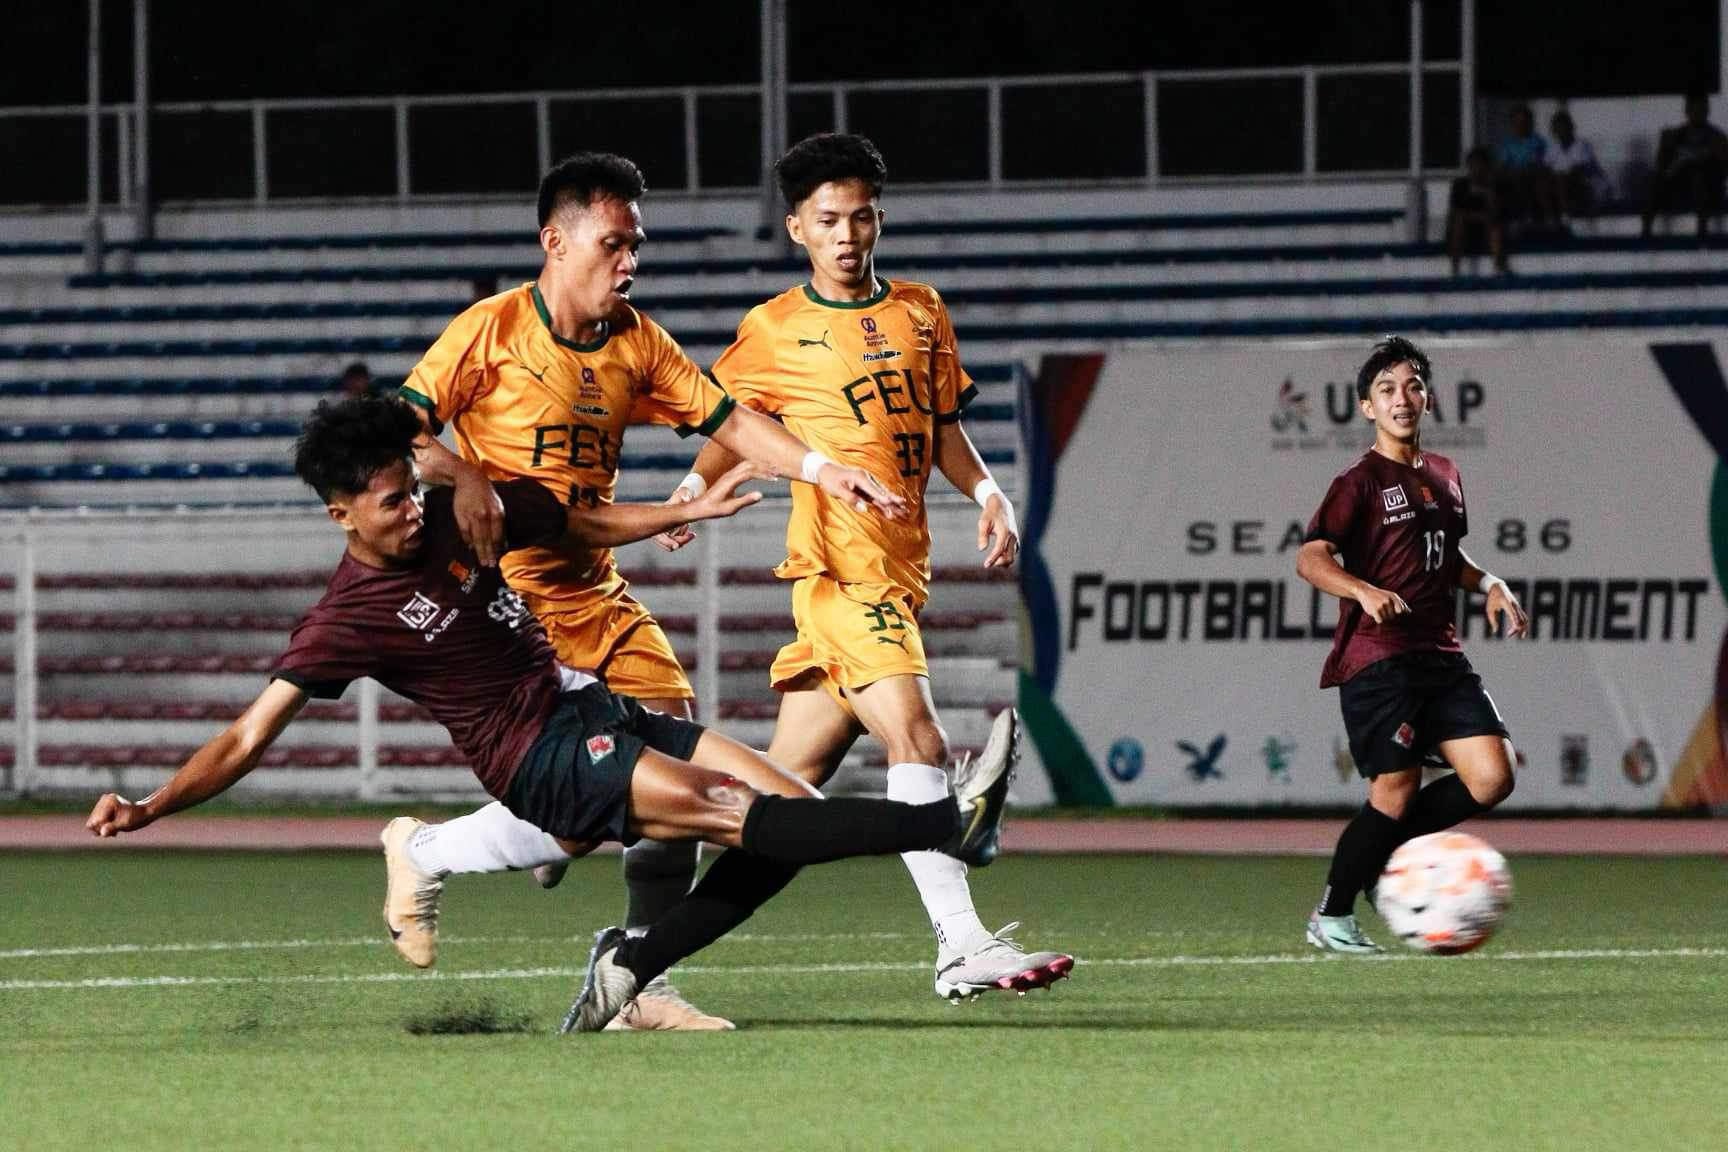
left=710, top=279, right=976, bottom=605
left=400, top=282, right=734, bottom=608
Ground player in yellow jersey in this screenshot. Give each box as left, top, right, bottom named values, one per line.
left=382, top=153, right=905, bottom=1030
left=664, top=134, right=1073, bottom=1000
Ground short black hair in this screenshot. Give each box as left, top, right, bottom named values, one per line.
left=536, top=153, right=647, bottom=227
left=775, top=133, right=887, bottom=210
left=1355, top=335, right=1432, bottom=401
left=294, top=393, right=421, bottom=502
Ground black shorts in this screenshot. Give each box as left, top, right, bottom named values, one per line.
left=503, top=683, right=704, bottom=844
left=1337, top=651, right=1509, bottom=779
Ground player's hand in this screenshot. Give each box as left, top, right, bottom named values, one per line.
left=817, top=464, right=907, bottom=520
left=1355, top=585, right=1410, bottom=624
left=686, top=462, right=769, bottom=523
left=977, top=493, right=1019, bottom=569
left=652, top=484, right=699, bottom=552
left=86, top=793, right=153, bottom=838
left=1485, top=582, right=1529, bottom=638
left=453, top=466, right=506, bottom=567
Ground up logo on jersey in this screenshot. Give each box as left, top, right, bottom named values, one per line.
left=397, top=592, right=441, bottom=630
left=1381, top=486, right=1409, bottom=512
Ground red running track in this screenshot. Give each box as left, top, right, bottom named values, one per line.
left=4, top=815, right=1720, bottom=855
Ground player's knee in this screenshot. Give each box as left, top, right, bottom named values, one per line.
left=892, top=717, right=948, bottom=768
left=699, top=776, right=759, bottom=827
left=1477, top=762, right=1516, bottom=808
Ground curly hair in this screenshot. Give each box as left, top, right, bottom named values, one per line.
left=775, top=133, right=887, bottom=210
left=293, top=393, right=422, bottom=502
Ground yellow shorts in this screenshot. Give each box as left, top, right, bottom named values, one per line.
left=534, top=589, right=692, bottom=702
left=769, top=574, right=929, bottom=695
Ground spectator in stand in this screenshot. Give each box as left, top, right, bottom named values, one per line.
left=338, top=361, right=376, bottom=397
left=1495, top=103, right=1558, bottom=230
left=1642, top=92, right=1728, bottom=237
left=1546, top=109, right=1609, bottom=222
left=1447, top=146, right=1509, bottom=276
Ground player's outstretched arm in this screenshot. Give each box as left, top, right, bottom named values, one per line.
left=85, top=679, right=310, bottom=837
left=1295, top=539, right=1409, bottom=623
left=1459, top=547, right=1529, bottom=637
left=934, top=420, right=1018, bottom=568
left=568, top=461, right=769, bottom=548
left=710, top=405, right=907, bottom=518
left=653, top=438, right=746, bottom=553
left=408, top=406, right=505, bottom=567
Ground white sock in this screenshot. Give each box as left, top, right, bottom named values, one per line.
left=886, top=761, right=991, bottom=955
left=406, top=802, right=571, bottom=878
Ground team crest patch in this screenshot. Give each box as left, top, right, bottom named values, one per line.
left=396, top=592, right=440, bottom=630
left=586, top=734, right=616, bottom=762
left=1391, top=722, right=1415, bottom=749
left=447, top=561, right=478, bottom=593
left=1381, top=486, right=1409, bottom=512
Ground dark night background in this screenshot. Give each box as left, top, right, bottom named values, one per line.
left=4, top=1, right=1718, bottom=104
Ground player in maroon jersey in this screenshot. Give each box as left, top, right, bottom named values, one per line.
left=84, top=395, right=1013, bottom=1030
left=1295, top=336, right=1529, bottom=953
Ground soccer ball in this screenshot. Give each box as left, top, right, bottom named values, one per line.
left=1376, top=831, right=1512, bottom=955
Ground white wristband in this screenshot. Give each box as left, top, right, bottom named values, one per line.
left=800, top=450, right=834, bottom=485
left=677, top=472, right=706, bottom=499
left=973, top=477, right=1005, bottom=507
left=1479, top=574, right=1506, bottom=597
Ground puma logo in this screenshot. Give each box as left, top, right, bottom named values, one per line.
left=797, top=330, right=833, bottom=351
left=875, top=635, right=909, bottom=651
left=526, top=364, right=550, bottom=383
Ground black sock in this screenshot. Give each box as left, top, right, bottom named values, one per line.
left=620, top=839, right=700, bottom=931
left=616, top=848, right=799, bottom=987
left=1402, top=773, right=1488, bottom=838
left=740, top=794, right=960, bottom=865
left=1319, top=804, right=1405, bottom=916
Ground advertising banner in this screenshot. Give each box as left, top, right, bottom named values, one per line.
left=1019, top=338, right=1728, bottom=811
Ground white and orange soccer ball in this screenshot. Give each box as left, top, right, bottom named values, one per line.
left=1377, top=831, right=1513, bottom=955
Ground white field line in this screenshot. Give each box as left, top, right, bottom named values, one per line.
left=0, top=931, right=916, bottom=961
left=2, top=946, right=1724, bottom=993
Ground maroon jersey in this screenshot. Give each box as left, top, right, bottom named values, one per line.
left=273, top=481, right=567, bottom=796
left=1305, top=450, right=1468, bottom=687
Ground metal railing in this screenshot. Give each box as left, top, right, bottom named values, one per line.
left=0, top=61, right=1466, bottom=210
left=1, top=482, right=1020, bottom=798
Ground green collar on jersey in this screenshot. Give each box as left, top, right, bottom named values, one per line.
left=801, top=278, right=891, bottom=310
left=530, top=283, right=610, bottom=353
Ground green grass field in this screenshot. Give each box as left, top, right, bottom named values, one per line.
left=4, top=851, right=1725, bottom=1151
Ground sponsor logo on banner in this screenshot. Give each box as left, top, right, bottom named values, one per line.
left=1622, top=739, right=1659, bottom=785
left=1270, top=379, right=1310, bottom=433
left=1107, top=738, right=1144, bottom=782
left=1560, top=734, right=1589, bottom=785
left=1260, top=735, right=1294, bottom=782
left=396, top=592, right=440, bottom=630
left=586, top=734, right=616, bottom=762
left=1177, top=734, right=1227, bottom=781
